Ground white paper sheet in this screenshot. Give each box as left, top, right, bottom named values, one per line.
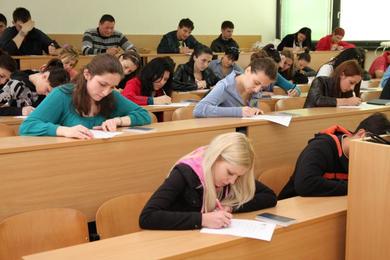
left=90, top=130, right=123, bottom=139
left=148, top=102, right=191, bottom=107
left=243, top=114, right=292, bottom=127
left=337, top=102, right=371, bottom=109
left=360, top=80, right=369, bottom=89
left=271, top=95, right=290, bottom=99
left=200, top=219, right=276, bottom=241
left=13, top=116, right=27, bottom=119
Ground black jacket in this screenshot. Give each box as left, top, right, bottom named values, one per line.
left=277, top=33, right=312, bottom=51
left=380, top=79, right=390, bottom=99
left=304, top=76, right=359, bottom=108
left=172, top=62, right=219, bottom=91
left=210, top=35, right=239, bottom=53
left=278, top=133, right=349, bottom=200
left=0, top=26, right=53, bottom=55
left=140, top=163, right=277, bottom=230
left=157, top=30, right=201, bottom=54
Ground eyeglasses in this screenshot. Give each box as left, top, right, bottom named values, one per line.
left=365, top=132, right=390, bottom=145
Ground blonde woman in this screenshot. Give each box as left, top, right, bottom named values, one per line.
left=59, top=45, right=79, bottom=80
left=139, top=132, right=277, bottom=230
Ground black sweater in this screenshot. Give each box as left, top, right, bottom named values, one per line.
left=140, top=164, right=277, bottom=230
left=277, top=33, right=312, bottom=51
left=172, top=62, right=219, bottom=91
left=210, top=35, right=239, bottom=53
left=278, top=134, right=349, bottom=200
left=157, top=30, right=201, bottom=54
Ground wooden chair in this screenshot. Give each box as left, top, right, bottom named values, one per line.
left=171, top=92, right=201, bottom=103
left=172, top=106, right=195, bottom=121
left=273, top=86, right=287, bottom=95
left=96, top=192, right=152, bottom=239
left=258, top=164, right=295, bottom=196
left=0, top=123, right=16, bottom=137
left=275, top=97, right=305, bottom=111
left=296, top=83, right=310, bottom=93
left=0, top=208, right=89, bottom=260
left=147, top=111, right=158, bottom=123
left=360, top=91, right=381, bottom=102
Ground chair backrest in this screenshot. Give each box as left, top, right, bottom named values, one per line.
left=275, top=97, right=305, bottom=111
left=258, top=164, right=295, bottom=196
left=0, top=124, right=16, bottom=137
left=96, top=192, right=152, bottom=239
left=147, top=111, right=158, bottom=123
left=259, top=101, right=273, bottom=113
left=171, top=93, right=201, bottom=103
left=273, top=86, right=286, bottom=95
left=0, top=208, right=89, bottom=260
left=172, top=106, right=195, bottom=121
left=360, top=91, right=381, bottom=102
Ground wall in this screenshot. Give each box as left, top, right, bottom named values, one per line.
left=0, top=0, right=277, bottom=41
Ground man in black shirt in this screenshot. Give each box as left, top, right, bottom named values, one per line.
left=0, top=7, right=58, bottom=56
left=210, top=21, right=239, bottom=53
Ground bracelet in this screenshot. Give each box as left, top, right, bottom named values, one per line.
left=117, top=117, right=123, bottom=126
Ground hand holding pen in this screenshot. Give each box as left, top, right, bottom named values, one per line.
left=242, top=106, right=264, bottom=117
left=201, top=199, right=232, bottom=229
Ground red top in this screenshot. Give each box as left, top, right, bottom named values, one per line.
left=122, top=77, right=163, bottom=105
left=315, top=34, right=355, bottom=51
left=369, top=52, right=390, bottom=78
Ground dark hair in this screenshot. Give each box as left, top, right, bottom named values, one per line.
left=0, top=50, right=17, bottom=73
left=354, top=112, right=390, bottom=134
left=178, top=18, right=194, bottom=30
left=249, top=57, right=278, bottom=81
left=332, top=60, right=363, bottom=98
left=99, top=14, right=115, bottom=24
left=119, top=50, right=142, bottom=75
left=73, top=54, right=124, bottom=118
left=295, top=27, right=312, bottom=48
left=298, top=51, right=311, bottom=63
left=250, top=50, right=268, bottom=62
left=140, top=57, right=174, bottom=96
left=262, top=44, right=281, bottom=63
left=280, top=49, right=294, bottom=79
left=13, top=7, right=31, bottom=23
left=225, top=47, right=240, bottom=61
left=333, top=48, right=365, bottom=69
left=44, top=58, right=64, bottom=70
left=0, top=13, right=7, bottom=26
left=40, top=58, right=69, bottom=87
left=221, top=21, right=234, bottom=30
left=188, top=45, right=213, bottom=67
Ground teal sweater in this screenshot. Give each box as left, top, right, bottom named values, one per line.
left=19, top=84, right=151, bottom=136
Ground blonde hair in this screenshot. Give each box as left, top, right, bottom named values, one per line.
left=59, top=46, right=79, bottom=67
left=202, top=132, right=256, bottom=212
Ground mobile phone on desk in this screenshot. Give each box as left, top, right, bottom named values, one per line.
left=255, top=212, right=296, bottom=227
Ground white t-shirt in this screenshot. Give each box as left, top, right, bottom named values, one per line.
left=316, top=64, right=334, bottom=77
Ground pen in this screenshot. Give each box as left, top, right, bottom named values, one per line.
left=216, top=199, right=223, bottom=210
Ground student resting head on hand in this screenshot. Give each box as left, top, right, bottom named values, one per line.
left=139, top=132, right=277, bottom=230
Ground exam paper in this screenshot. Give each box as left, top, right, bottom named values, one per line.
left=243, top=114, right=292, bottom=127
left=90, top=130, right=123, bottom=139
left=148, top=102, right=191, bottom=107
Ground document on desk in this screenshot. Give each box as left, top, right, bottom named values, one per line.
left=200, top=219, right=276, bottom=241
left=243, top=114, right=292, bottom=127
left=90, top=130, right=123, bottom=139
left=337, top=102, right=371, bottom=109
left=271, top=95, right=290, bottom=99
left=148, top=102, right=191, bottom=107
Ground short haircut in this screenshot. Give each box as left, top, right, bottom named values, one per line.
left=0, top=50, right=17, bottom=73
left=225, top=47, right=240, bottom=61
left=13, top=7, right=31, bottom=23
left=99, top=14, right=115, bottom=24
left=334, top=27, right=345, bottom=37
left=41, top=59, right=70, bottom=87
left=298, top=52, right=311, bottom=63
left=221, top=21, right=234, bottom=30
left=354, top=112, right=390, bottom=134
left=249, top=57, right=278, bottom=81
left=0, top=13, right=7, bottom=25
left=178, top=18, right=194, bottom=30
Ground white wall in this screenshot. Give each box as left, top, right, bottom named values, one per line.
left=0, top=0, right=277, bottom=41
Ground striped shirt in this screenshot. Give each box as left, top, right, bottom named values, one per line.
left=82, top=28, right=134, bottom=55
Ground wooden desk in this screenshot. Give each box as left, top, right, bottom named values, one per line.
left=0, top=106, right=388, bottom=222
left=0, top=116, right=24, bottom=133
left=23, top=196, right=347, bottom=260
left=346, top=137, right=390, bottom=260
left=12, top=55, right=93, bottom=71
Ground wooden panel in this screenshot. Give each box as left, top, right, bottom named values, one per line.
left=346, top=139, right=390, bottom=260
left=310, top=51, right=340, bottom=71
left=23, top=196, right=347, bottom=260
left=14, top=55, right=93, bottom=70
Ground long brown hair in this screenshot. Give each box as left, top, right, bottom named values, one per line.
left=332, top=60, right=363, bottom=98
left=72, top=54, right=124, bottom=118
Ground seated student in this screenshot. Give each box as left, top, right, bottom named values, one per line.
left=19, top=54, right=151, bottom=139
left=172, top=45, right=219, bottom=91
left=296, top=51, right=316, bottom=77
left=140, top=132, right=277, bottom=230
left=279, top=49, right=295, bottom=81
left=278, top=113, right=390, bottom=199
left=210, top=21, right=239, bottom=53
left=82, top=14, right=135, bottom=55
left=380, top=78, right=390, bottom=99
left=1, top=59, right=69, bottom=116
left=251, top=45, right=301, bottom=97
left=58, top=46, right=80, bottom=81
left=277, top=27, right=312, bottom=52
left=368, top=51, right=390, bottom=79
left=122, top=57, right=173, bottom=105
left=208, top=47, right=243, bottom=81
left=305, top=60, right=363, bottom=108
left=316, top=27, right=355, bottom=51
left=279, top=50, right=312, bottom=84
left=317, top=48, right=366, bottom=77
left=0, top=7, right=59, bottom=55
left=0, top=13, right=7, bottom=38
left=117, top=50, right=142, bottom=89
left=380, top=66, right=390, bottom=88
left=193, top=58, right=277, bottom=118
left=157, top=18, right=201, bottom=54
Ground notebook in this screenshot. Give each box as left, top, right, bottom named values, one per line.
left=367, top=99, right=390, bottom=106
